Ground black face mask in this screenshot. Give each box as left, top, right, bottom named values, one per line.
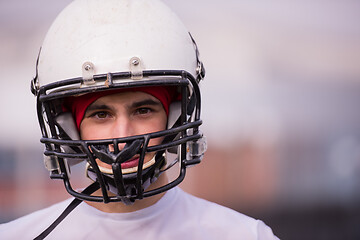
left=35, top=70, right=205, bottom=204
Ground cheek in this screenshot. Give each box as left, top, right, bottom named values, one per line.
left=79, top=124, right=89, bottom=140
left=80, top=121, right=110, bottom=140
left=145, top=114, right=168, bottom=146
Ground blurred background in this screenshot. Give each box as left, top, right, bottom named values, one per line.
left=1, top=0, right=360, bottom=239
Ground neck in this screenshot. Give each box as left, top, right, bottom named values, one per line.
left=85, top=173, right=168, bottom=213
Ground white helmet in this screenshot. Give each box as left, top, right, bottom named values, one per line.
left=31, top=0, right=206, bottom=204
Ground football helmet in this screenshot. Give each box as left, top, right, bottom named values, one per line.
left=31, top=0, right=206, bottom=204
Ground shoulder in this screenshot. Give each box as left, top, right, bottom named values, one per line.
left=171, top=188, right=279, bottom=240
left=0, top=198, right=73, bottom=239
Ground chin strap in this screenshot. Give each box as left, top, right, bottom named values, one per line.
left=34, top=182, right=100, bottom=240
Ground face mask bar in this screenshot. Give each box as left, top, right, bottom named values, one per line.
left=43, top=122, right=203, bottom=203
left=35, top=70, right=206, bottom=204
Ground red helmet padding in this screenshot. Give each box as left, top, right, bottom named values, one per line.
left=65, top=86, right=176, bottom=130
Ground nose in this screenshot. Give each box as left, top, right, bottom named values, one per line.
left=110, top=115, right=133, bottom=150
left=112, top=114, right=134, bottom=137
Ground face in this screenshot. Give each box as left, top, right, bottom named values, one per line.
left=80, top=91, right=168, bottom=173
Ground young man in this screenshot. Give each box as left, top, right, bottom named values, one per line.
left=0, top=0, right=279, bottom=239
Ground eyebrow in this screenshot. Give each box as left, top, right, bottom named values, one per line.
left=85, top=98, right=162, bottom=113
left=130, top=99, right=162, bottom=108
left=85, top=104, right=111, bottom=113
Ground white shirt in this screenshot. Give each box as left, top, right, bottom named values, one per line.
left=0, top=187, right=279, bottom=239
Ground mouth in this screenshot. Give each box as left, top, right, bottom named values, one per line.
left=97, top=157, right=156, bottom=175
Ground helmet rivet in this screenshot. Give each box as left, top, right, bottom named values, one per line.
left=131, top=59, right=139, bottom=66
left=82, top=61, right=95, bottom=85
left=129, top=57, right=143, bottom=79
left=84, top=64, right=92, bottom=71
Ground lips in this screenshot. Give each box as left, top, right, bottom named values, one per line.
left=96, top=156, right=156, bottom=175
left=121, top=157, right=140, bottom=169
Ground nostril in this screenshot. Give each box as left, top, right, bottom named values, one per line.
left=109, top=144, right=115, bottom=152
left=109, top=143, right=126, bottom=153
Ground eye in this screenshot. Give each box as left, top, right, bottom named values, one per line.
left=135, top=107, right=152, bottom=115
left=91, top=111, right=110, bottom=119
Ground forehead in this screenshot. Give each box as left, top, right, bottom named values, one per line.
left=91, top=91, right=160, bottom=106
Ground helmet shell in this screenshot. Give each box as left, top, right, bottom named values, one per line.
left=38, top=0, right=198, bottom=86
